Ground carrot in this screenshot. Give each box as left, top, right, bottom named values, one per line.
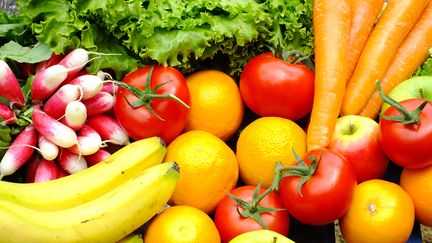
left=341, top=0, right=430, bottom=115
left=306, top=0, right=351, bottom=151
left=359, top=2, right=432, bottom=119
left=346, top=0, right=386, bottom=83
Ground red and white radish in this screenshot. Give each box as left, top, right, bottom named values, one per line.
left=0, top=125, right=37, bottom=180
left=30, top=64, right=69, bottom=102
left=57, top=168, right=69, bottom=178
left=58, top=48, right=89, bottom=82
left=35, top=53, right=64, bottom=73
left=37, top=134, right=59, bottom=161
left=0, top=102, right=17, bottom=125
left=101, top=81, right=118, bottom=96
left=25, top=156, right=40, bottom=183
left=43, top=84, right=81, bottom=119
left=68, top=124, right=102, bottom=155
left=60, top=101, right=87, bottom=131
left=33, top=159, right=61, bottom=183
left=82, top=92, right=114, bottom=116
left=32, top=106, right=77, bottom=148
left=0, top=60, right=26, bottom=107
left=84, top=148, right=111, bottom=167
left=86, top=115, right=130, bottom=145
left=67, top=74, right=103, bottom=100
left=57, top=149, right=88, bottom=174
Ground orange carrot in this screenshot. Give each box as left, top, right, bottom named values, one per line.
left=359, top=1, right=432, bottom=119
left=306, top=0, right=351, bottom=151
left=341, top=0, right=430, bottom=116
left=346, top=0, right=386, bottom=83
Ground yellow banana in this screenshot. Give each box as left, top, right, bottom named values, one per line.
left=0, top=161, right=179, bottom=243
left=0, top=136, right=166, bottom=211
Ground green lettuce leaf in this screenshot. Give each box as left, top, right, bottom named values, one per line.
left=3, top=0, right=314, bottom=78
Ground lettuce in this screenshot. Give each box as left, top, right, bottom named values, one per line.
left=2, top=0, right=314, bottom=78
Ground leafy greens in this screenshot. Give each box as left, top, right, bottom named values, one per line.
left=1, top=0, right=314, bottom=78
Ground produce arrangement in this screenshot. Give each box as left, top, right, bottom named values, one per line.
left=1, top=0, right=432, bottom=242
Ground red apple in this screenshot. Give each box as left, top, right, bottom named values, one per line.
left=329, top=115, right=388, bottom=183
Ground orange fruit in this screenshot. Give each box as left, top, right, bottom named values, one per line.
left=236, top=116, right=306, bottom=188
left=163, top=130, right=239, bottom=214
left=339, top=179, right=415, bottom=243
left=400, top=164, right=432, bottom=227
left=143, top=205, right=221, bottom=243
left=184, top=69, right=244, bottom=141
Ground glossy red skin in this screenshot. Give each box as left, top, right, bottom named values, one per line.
left=239, top=52, right=314, bottom=121
left=379, top=98, right=432, bottom=169
left=214, top=185, right=289, bottom=243
left=329, top=118, right=388, bottom=183
left=279, top=148, right=357, bottom=226
left=114, top=65, right=190, bottom=144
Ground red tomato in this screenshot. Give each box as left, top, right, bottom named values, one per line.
left=279, top=148, right=357, bottom=225
left=213, top=185, right=289, bottom=243
left=239, top=52, right=314, bottom=121
left=114, top=65, right=190, bottom=144
left=379, top=98, right=432, bottom=169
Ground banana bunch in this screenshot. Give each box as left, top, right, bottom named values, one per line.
left=0, top=136, right=180, bottom=242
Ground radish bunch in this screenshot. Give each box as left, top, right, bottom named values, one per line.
left=0, top=48, right=130, bottom=182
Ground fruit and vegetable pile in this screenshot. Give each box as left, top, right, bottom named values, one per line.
left=1, top=0, right=432, bottom=242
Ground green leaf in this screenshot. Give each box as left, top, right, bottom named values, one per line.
left=0, top=123, right=11, bottom=158
left=0, top=41, right=52, bottom=63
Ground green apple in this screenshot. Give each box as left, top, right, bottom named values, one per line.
left=229, top=229, right=294, bottom=243
left=381, top=76, right=432, bottom=115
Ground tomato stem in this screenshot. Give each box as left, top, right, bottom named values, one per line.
left=376, top=80, right=427, bottom=125
left=112, top=66, right=190, bottom=121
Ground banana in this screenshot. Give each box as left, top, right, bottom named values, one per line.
left=0, top=136, right=166, bottom=211
left=0, top=161, right=179, bottom=243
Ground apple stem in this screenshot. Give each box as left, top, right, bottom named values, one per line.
left=376, top=80, right=427, bottom=125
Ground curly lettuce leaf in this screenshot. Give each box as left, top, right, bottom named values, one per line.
left=5, top=0, right=314, bottom=78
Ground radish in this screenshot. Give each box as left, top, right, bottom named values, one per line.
left=58, top=48, right=90, bottom=82
left=68, top=124, right=102, bottom=155
left=0, top=125, right=37, bottom=180
left=35, top=53, right=64, bottom=73
left=33, top=159, right=61, bottom=183
left=67, top=74, right=103, bottom=100
left=43, top=84, right=81, bottom=119
left=82, top=91, right=114, bottom=116
left=86, top=115, right=130, bottom=145
left=32, top=106, right=78, bottom=148
left=57, top=149, right=88, bottom=174
left=84, top=148, right=111, bottom=167
left=38, top=135, right=59, bottom=161
left=30, top=64, right=69, bottom=102
left=57, top=168, right=69, bottom=178
left=101, top=81, right=118, bottom=96
left=25, top=157, right=40, bottom=183
left=60, top=101, right=87, bottom=131
left=0, top=60, right=26, bottom=107
left=0, top=102, right=17, bottom=125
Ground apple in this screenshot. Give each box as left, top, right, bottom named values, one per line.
left=381, top=76, right=432, bottom=115
left=329, top=115, right=388, bottom=183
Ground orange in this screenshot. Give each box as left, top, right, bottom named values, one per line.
left=236, top=116, right=306, bottom=188
left=339, top=179, right=415, bottom=243
left=143, top=205, right=221, bottom=243
left=184, top=69, right=244, bottom=141
left=163, top=130, right=239, bottom=214
left=400, top=164, right=432, bottom=227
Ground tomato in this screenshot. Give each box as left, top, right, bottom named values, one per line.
left=239, top=52, right=314, bottom=121
left=213, top=185, right=289, bottom=243
left=379, top=98, right=432, bottom=169
left=278, top=148, right=357, bottom=225
left=114, top=65, right=190, bottom=144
